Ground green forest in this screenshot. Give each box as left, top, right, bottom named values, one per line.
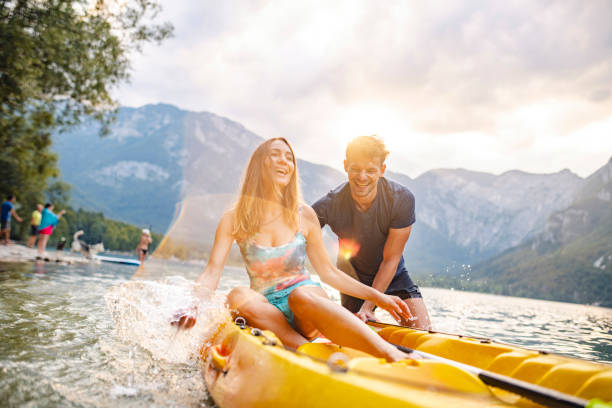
left=7, top=204, right=162, bottom=253
left=0, top=0, right=171, bottom=253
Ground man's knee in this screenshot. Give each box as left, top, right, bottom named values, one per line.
left=402, top=298, right=431, bottom=330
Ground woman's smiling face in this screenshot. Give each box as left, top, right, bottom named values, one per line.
left=265, top=139, right=295, bottom=188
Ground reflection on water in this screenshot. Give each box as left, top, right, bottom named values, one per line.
left=0, top=260, right=611, bottom=407
left=418, top=288, right=612, bottom=363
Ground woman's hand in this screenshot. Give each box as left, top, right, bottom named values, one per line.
left=373, top=292, right=412, bottom=323
left=355, top=308, right=377, bottom=323
left=170, top=305, right=197, bottom=329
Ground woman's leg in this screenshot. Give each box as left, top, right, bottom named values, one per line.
left=289, top=286, right=408, bottom=361
left=226, top=287, right=308, bottom=349
left=37, top=234, right=49, bottom=256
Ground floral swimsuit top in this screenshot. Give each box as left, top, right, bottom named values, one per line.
left=238, top=229, right=310, bottom=294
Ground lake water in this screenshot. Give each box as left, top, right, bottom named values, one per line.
left=1, top=259, right=611, bottom=407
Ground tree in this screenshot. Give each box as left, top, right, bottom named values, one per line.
left=0, top=0, right=172, bottom=239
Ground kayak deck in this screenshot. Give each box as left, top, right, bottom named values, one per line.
left=369, top=321, right=612, bottom=403
left=201, top=319, right=612, bottom=408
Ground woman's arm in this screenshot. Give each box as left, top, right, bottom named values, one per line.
left=194, top=210, right=235, bottom=296
left=302, top=205, right=411, bottom=322
left=173, top=211, right=235, bottom=329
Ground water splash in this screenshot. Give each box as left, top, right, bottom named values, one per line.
left=105, top=276, right=230, bottom=364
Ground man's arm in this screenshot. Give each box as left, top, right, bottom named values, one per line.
left=10, top=208, right=22, bottom=223
left=356, top=225, right=412, bottom=320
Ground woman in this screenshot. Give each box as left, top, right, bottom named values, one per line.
left=177, top=138, right=413, bottom=361
left=37, top=203, right=65, bottom=259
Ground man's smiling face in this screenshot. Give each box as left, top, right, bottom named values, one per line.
left=344, top=156, right=386, bottom=199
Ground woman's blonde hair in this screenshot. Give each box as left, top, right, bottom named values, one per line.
left=232, top=137, right=302, bottom=241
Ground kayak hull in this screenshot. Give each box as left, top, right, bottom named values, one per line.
left=202, top=321, right=515, bottom=407
left=201, top=320, right=612, bottom=408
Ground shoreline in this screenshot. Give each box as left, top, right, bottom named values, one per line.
left=0, top=242, right=90, bottom=264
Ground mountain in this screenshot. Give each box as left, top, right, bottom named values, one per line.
left=469, top=158, right=612, bottom=307
left=386, top=168, right=583, bottom=274
left=53, top=103, right=590, bottom=275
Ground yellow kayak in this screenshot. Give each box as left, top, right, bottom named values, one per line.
left=201, top=318, right=612, bottom=408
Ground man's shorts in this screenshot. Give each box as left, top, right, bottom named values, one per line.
left=0, top=219, right=8, bottom=231
left=30, top=225, right=39, bottom=236
left=340, top=284, right=423, bottom=313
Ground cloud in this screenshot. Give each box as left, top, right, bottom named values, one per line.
left=115, top=0, right=612, bottom=177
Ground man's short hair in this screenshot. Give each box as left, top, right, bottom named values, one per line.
left=345, top=135, right=389, bottom=164
left=6, top=194, right=15, bottom=200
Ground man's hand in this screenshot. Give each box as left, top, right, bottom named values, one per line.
left=374, top=293, right=412, bottom=323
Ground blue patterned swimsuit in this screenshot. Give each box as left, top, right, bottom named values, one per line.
left=239, top=228, right=321, bottom=327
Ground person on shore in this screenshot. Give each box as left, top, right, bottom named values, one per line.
left=37, top=203, right=66, bottom=259
left=27, top=204, right=43, bottom=248
left=1, top=194, right=23, bottom=245
left=137, top=229, right=153, bottom=264
left=174, top=138, right=414, bottom=362
left=312, top=135, right=432, bottom=329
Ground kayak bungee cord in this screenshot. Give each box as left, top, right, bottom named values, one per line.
left=367, top=319, right=556, bottom=353
left=392, top=343, right=592, bottom=408
left=365, top=321, right=609, bottom=408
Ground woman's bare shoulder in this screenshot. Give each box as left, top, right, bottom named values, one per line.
left=300, top=204, right=320, bottom=229
left=218, top=209, right=235, bottom=230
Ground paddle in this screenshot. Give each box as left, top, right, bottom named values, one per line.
left=391, top=343, right=607, bottom=408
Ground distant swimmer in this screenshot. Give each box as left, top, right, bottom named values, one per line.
left=27, top=203, right=43, bottom=248
left=137, top=229, right=153, bottom=265
left=1, top=194, right=23, bottom=245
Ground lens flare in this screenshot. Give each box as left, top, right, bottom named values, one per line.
left=338, top=239, right=360, bottom=260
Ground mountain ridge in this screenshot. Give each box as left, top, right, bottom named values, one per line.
left=53, top=103, right=598, bottom=278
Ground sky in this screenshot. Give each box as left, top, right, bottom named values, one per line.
left=114, top=0, right=612, bottom=178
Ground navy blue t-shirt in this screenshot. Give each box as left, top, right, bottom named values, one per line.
left=312, top=177, right=416, bottom=293
left=1, top=201, right=14, bottom=222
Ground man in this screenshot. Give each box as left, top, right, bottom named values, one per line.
left=27, top=204, right=43, bottom=248
left=1, top=194, right=23, bottom=245
left=312, top=136, right=431, bottom=329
